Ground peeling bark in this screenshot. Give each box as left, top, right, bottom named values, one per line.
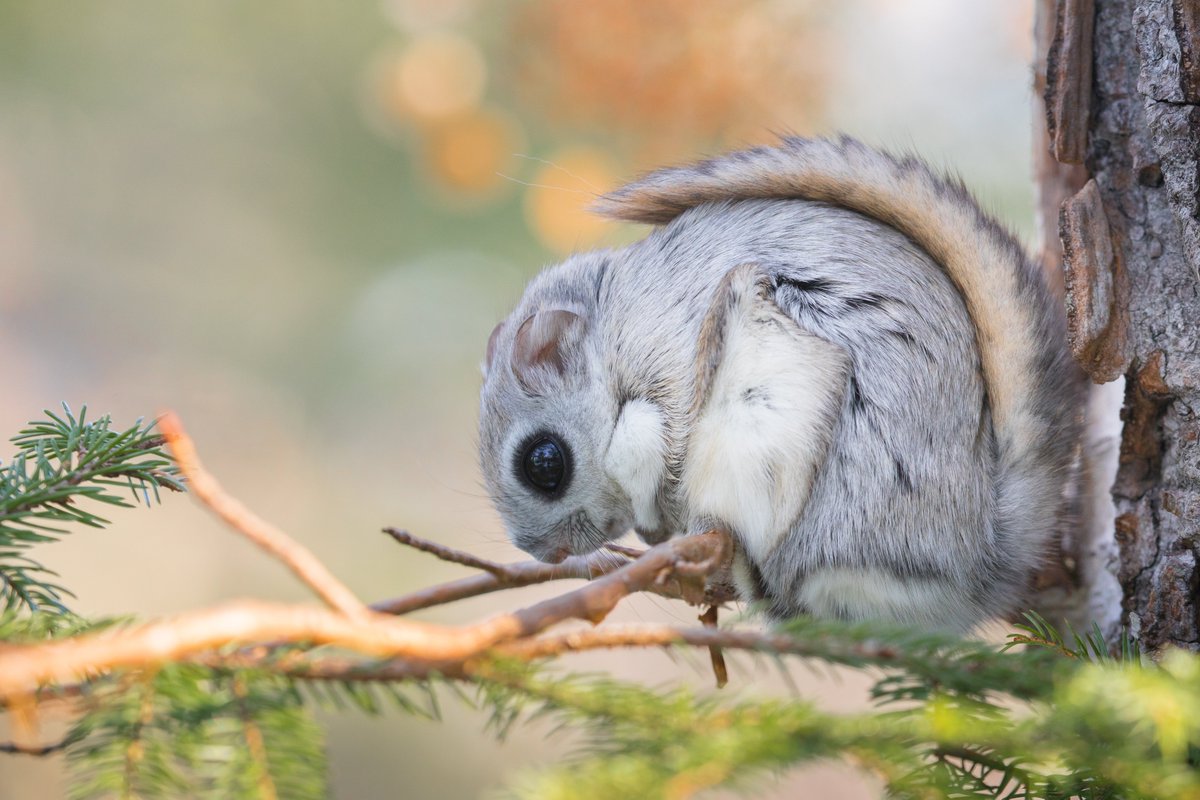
left=1046, top=0, right=1097, bottom=163
left=1060, top=179, right=1130, bottom=380
left=1033, top=0, right=1124, bottom=644
left=1037, top=0, right=1200, bottom=652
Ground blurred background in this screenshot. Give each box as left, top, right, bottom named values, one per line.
left=0, top=1, right=1034, bottom=797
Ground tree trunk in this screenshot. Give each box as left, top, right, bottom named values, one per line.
left=1035, top=0, right=1200, bottom=653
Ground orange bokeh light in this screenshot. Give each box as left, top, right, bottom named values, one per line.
left=523, top=147, right=620, bottom=255
left=507, top=0, right=825, bottom=161
left=422, top=107, right=525, bottom=196
left=389, top=33, right=486, bottom=122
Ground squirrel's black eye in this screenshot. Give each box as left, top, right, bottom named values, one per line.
left=520, top=435, right=570, bottom=496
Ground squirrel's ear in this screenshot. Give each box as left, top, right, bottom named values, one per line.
left=483, top=321, right=504, bottom=378
left=512, top=309, right=587, bottom=393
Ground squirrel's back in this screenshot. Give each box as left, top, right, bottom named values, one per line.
left=596, top=136, right=1082, bottom=622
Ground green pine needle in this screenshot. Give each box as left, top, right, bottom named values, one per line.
left=68, top=666, right=328, bottom=800
left=0, top=404, right=182, bottom=614
left=1004, top=611, right=1140, bottom=665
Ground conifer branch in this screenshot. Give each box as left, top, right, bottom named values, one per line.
left=122, top=678, right=157, bottom=800
left=231, top=674, right=278, bottom=800
left=6, top=407, right=1189, bottom=800
left=0, top=405, right=180, bottom=614
left=496, top=623, right=1052, bottom=699
left=183, top=619, right=1040, bottom=700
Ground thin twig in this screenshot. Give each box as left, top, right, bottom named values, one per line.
left=382, top=528, right=513, bottom=577
left=158, top=412, right=370, bottom=622
left=376, top=528, right=738, bottom=613
left=372, top=543, right=738, bottom=616
left=372, top=555, right=630, bottom=615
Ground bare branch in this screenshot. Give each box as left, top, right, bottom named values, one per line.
left=509, top=530, right=729, bottom=627
left=158, top=412, right=371, bottom=621
left=0, top=532, right=731, bottom=700
left=371, top=555, right=630, bottom=615
left=193, top=620, right=922, bottom=685
left=383, top=527, right=514, bottom=577
left=495, top=624, right=904, bottom=663
left=381, top=527, right=518, bottom=578
left=0, top=602, right=507, bottom=700
left=372, top=542, right=738, bottom=616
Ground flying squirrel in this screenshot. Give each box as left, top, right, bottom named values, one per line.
left=477, top=135, right=1082, bottom=630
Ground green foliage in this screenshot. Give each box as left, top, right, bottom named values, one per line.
left=488, top=634, right=1200, bottom=800
left=0, top=405, right=181, bottom=613
left=33, top=611, right=1195, bottom=800
left=0, top=606, right=112, bottom=642
left=0, top=406, right=330, bottom=799
left=488, top=661, right=923, bottom=799
left=300, top=670, right=442, bottom=721
left=67, top=666, right=327, bottom=800
left=1005, top=611, right=1141, bottom=664
left=771, top=615, right=1066, bottom=702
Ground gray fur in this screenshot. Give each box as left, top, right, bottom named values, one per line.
left=478, top=136, right=1082, bottom=628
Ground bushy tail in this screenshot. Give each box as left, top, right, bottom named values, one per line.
left=594, top=135, right=1081, bottom=591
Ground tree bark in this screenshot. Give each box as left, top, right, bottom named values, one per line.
left=1036, top=0, right=1200, bottom=652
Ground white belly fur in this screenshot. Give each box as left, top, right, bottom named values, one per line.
left=604, top=398, right=668, bottom=532
left=682, top=275, right=848, bottom=566
left=800, top=567, right=971, bottom=628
